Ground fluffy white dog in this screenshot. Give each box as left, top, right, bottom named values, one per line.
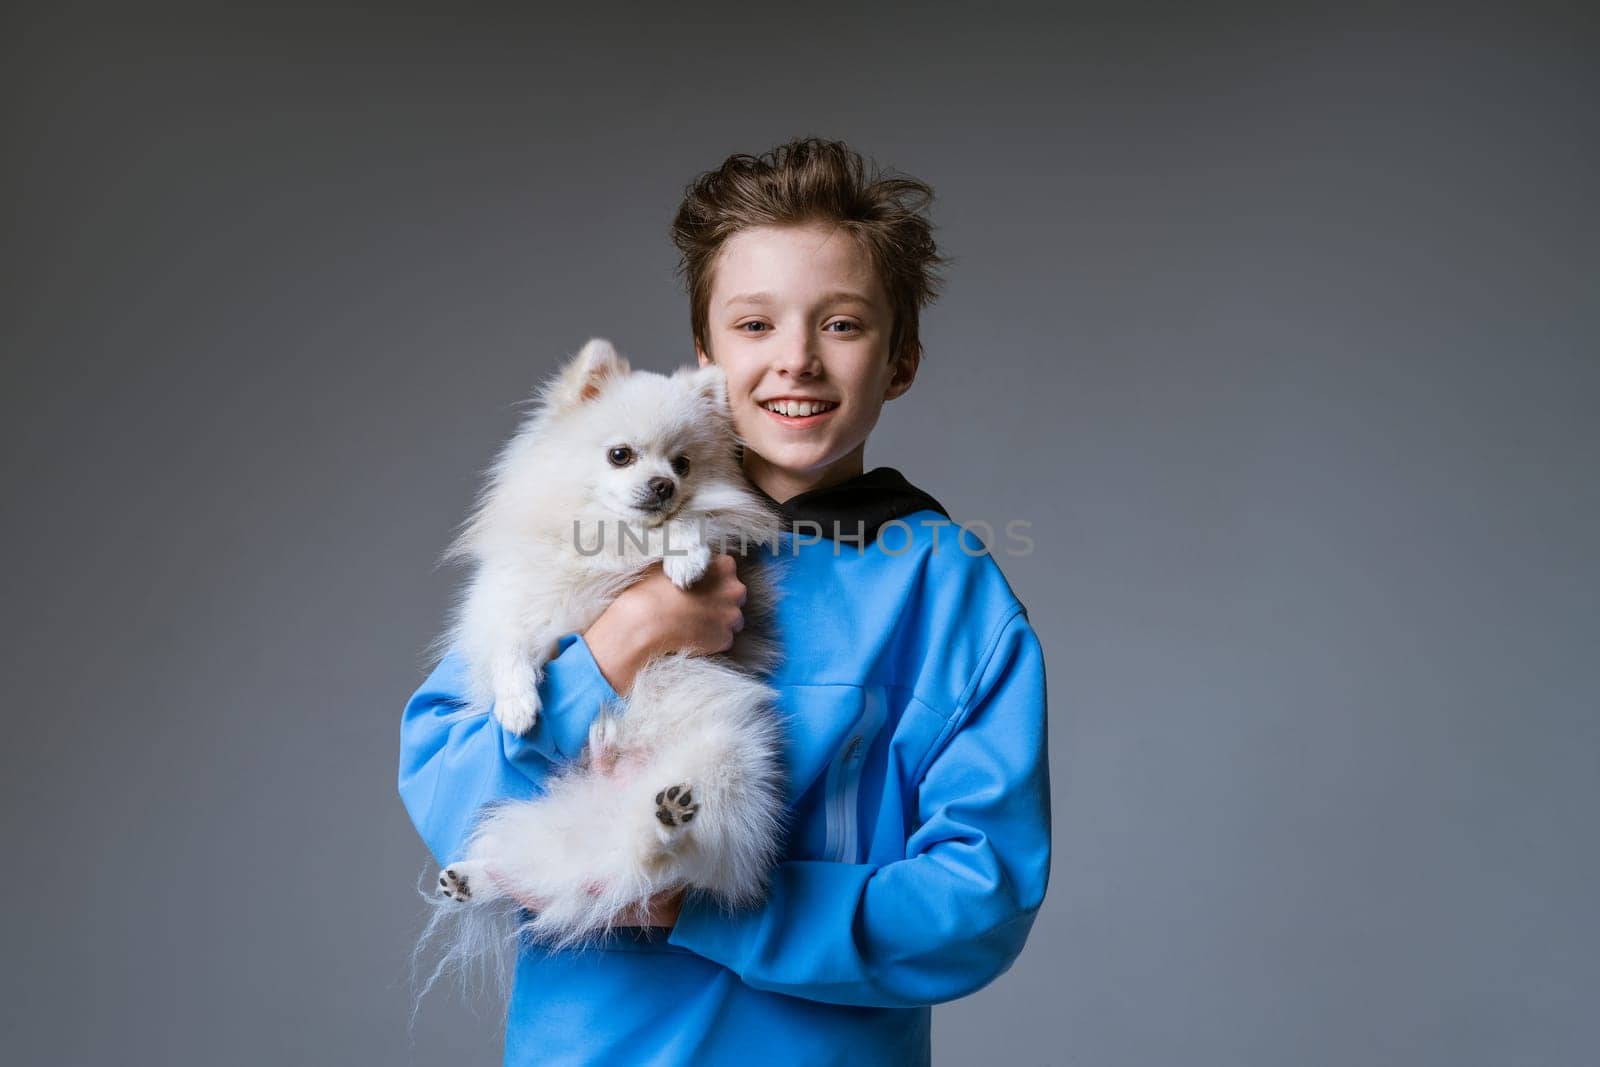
left=426, top=338, right=789, bottom=953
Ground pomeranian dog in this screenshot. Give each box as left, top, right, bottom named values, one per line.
left=426, top=338, right=789, bottom=952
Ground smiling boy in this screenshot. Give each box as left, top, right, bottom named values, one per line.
left=400, top=138, right=1051, bottom=1065
left=692, top=220, right=915, bottom=504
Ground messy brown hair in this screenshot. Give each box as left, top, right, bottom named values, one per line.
left=670, top=137, right=949, bottom=369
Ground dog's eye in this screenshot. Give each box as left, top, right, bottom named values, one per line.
left=607, top=446, right=634, bottom=467
left=670, top=455, right=691, bottom=477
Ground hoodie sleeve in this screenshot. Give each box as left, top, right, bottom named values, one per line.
left=397, top=633, right=623, bottom=867
left=666, top=607, right=1052, bottom=1008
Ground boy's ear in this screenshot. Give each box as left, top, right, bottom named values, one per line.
left=547, top=338, right=631, bottom=410
left=884, top=348, right=921, bottom=402
left=673, top=361, right=729, bottom=414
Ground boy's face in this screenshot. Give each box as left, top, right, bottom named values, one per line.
left=695, top=221, right=918, bottom=504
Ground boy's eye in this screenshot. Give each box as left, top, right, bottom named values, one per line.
left=736, top=321, right=770, bottom=334
left=670, top=455, right=691, bottom=477
left=824, top=320, right=861, bottom=333
left=607, top=445, right=634, bottom=467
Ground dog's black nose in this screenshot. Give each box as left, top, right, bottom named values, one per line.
left=647, top=476, right=675, bottom=502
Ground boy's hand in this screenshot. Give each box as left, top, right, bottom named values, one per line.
left=584, top=555, right=747, bottom=694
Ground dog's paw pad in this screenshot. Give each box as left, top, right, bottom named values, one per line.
left=438, top=867, right=472, bottom=903
left=654, top=783, right=698, bottom=828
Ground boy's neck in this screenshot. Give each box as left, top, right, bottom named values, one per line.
left=742, top=444, right=867, bottom=505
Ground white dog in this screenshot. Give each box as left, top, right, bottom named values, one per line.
left=427, top=338, right=789, bottom=952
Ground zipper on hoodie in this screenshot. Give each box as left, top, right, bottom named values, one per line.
left=824, top=687, right=887, bottom=864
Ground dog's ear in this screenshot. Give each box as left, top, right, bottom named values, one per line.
left=673, top=362, right=729, bottom=415
left=547, top=338, right=631, bottom=410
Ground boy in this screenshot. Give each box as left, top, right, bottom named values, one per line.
left=399, top=137, right=1051, bottom=1065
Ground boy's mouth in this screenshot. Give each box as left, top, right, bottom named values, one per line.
left=759, top=398, right=840, bottom=427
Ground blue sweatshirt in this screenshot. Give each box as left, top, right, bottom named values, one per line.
left=398, top=468, right=1052, bottom=1066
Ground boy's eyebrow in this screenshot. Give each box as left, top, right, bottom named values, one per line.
left=723, top=289, right=877, bottom=308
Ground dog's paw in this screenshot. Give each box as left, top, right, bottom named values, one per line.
left=662, top=543, right=712, bottom=590
left=654, top=783, right=699, bottom=830
left=494, top=685, right=543, bottom=735
left=438, top=867, right=472, bottom=903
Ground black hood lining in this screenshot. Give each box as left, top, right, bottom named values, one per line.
left=751, top=466, right=948, bottom=546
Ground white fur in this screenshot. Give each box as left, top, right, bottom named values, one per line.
left=419, top=338, right=790, bottom=966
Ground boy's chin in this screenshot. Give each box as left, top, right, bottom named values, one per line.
left=746, top=436, right=834, bottom=470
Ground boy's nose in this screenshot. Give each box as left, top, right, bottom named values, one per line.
left=647, top=476, right=675, bottom=502
left=775, top=339, right=822, bottom=377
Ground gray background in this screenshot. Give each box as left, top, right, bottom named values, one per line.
left=3, top=3, right=1595, bottom=1065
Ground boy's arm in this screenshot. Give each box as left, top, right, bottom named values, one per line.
left=397, top=633, right=621, bottom=866
left=666, top=607, right=1052, bottom=1008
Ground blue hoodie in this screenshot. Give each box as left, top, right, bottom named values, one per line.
left=399, top=468, right=1052, bottom=1066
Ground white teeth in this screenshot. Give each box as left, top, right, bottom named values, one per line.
left=763, top=399, right=837, bottom=417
